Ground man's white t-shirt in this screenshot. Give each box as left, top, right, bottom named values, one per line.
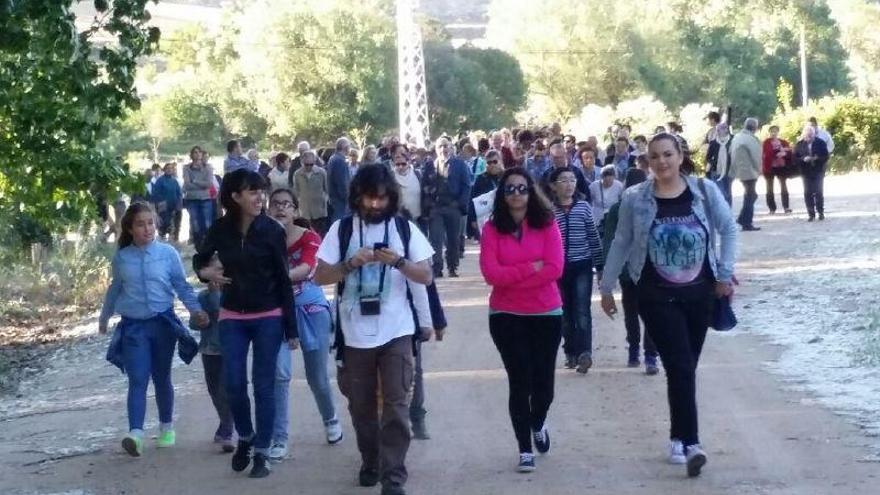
left=316, top=216, right=434, bottom=349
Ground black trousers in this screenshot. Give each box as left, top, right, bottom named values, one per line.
left=489, top=312, right=562, bottom=454
left=620, top=278, right=657, bottom=358
left=764, top=172, right=790, bottom=212
left=428, top=206, right=462, bottom=273
left=803, top=170, right=826, bottom=217
left=638, top=290, right=711, bottom=447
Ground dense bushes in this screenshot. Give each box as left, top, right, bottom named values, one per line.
left=769, top=96, right=880, bottom=173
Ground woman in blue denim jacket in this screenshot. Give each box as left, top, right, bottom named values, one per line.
left=99, top=202, right=208, bottom=458
left=599, top=133, right=737, bottom=478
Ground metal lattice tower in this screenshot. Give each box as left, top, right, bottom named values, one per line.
left=396, top=0, right=430, bottom=148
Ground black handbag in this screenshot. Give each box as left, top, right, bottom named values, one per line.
left=698, top=179, right=738, bottom=331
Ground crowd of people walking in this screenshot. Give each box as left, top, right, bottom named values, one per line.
left=98, top=113, right=833, bottom=493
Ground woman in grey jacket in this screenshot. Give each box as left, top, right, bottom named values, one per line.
left=599, top=133, right=737, bottom=478
left=183, top=146, right=216, bottom=247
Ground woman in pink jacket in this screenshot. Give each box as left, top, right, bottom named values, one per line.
left=479, top=167, right=564, bottom=474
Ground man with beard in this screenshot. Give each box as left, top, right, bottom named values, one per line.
left=315, top=164, right=434, bottom=495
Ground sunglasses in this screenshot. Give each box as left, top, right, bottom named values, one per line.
left=394, top=162, right=408, bottom=167
left=503, top=184, right=529, bottom=196
left=487, top=159, right=499, bottom=165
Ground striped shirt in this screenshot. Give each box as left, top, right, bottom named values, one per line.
left=553, top=200, right=604, bottom=267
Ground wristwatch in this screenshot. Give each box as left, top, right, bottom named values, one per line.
left=393, top=256, right=407, bottom=269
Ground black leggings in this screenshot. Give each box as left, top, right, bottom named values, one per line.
left=489, top=312, right=562, bottom=454
left=638, top=292, right=710, bottom=447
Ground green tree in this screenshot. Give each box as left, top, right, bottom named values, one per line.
left=486, top=0, right=852, bottom=122
left=0, top=0, right=159, bottom=247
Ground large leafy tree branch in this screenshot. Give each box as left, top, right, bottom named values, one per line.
left=0, top=0, right=159, bottom=247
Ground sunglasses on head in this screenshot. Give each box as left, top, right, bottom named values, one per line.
left=503, top=184, right=529, bottom=196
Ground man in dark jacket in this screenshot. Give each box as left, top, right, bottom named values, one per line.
left=794, top=126, right=830, bottom=221
left=705, top=123, right=734, bottom=205
left=421, top=137, right=471, bottom=278
left=467, top=149, right=504, bottom=237
left=328, top=137, right=352, bottom=223
left=604, top=136, right=637, bottom=180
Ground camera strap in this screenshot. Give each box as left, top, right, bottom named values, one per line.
left=357, top=218, right=390, bottom=297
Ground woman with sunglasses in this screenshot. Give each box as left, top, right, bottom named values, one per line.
left=479, top=168, right=564, bottom=473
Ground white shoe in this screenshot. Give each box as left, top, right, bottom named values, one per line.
left=685, top=444, right=707, bottom=477
left=325, top=420, right=343, bottom=445
left=668, top=439, right=686, bottom=465
left=268, top=442, right=288, bottom=460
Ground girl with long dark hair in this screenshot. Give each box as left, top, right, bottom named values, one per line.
left=192, top=169, right=298, bottom=478
left=99, top=202, right=208, bottom=457
left=600, top=134, right=737, bottom=477
left=479, top=168, right=564, bottom=473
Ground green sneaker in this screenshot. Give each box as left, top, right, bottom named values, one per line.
left=157, top=430, right=176, bottom=448
left=122, top=434, right=143, bottom=457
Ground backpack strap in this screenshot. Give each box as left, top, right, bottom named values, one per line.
left=393, top=216, right=424, bottom=357
left=333, top=215, right=355, bottom=364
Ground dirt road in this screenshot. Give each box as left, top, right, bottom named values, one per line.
left=1, top=175, right=878, bottom=494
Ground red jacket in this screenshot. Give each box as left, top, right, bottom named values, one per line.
left=762, top=138, right=792, bottom=175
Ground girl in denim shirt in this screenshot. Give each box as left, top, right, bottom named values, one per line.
left=99, top=202, right=208, bottom=457
left=600, top=134, right=737, bottom=478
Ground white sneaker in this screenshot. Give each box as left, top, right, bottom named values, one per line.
left=667, top=439, right=686, bottom=465
left=268, top=442, right=288, bottom=460
left=325, top=420, right=343, bottom=445
left=685, top=444, right=707, bottom=477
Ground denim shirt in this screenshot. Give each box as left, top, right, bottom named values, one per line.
left=99, top=241, right=202, bottom=327
left=599, top=175, right=737, bottom=295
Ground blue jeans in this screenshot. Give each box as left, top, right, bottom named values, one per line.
left=123, top=316, right=177, bottom=432
left=185, top=199, right=214, bottom=247
left=559, top=260, right=594, bottom=358
left=274, top=338, right=337, bottom=442
left=219, top=317, right=283, bottom=454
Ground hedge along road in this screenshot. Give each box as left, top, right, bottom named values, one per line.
left=0, top=174, right=879, bottom=494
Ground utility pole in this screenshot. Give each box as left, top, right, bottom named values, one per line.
left=396, top=0, right=430, bottom=148
left=800, top=24, right=809, bottom=108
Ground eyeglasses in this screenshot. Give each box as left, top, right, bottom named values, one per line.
left=270, top=200, right=295, bottom=209
left=503, top=184, right=529, bottom=196
left=555, top=178, right=577, bottom=184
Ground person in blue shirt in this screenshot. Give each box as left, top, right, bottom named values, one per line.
left=99, top=202, right=208, bottom=457
left=150, top=162, right=183, bottom=241
left=224, top=139, right=253, bottom=175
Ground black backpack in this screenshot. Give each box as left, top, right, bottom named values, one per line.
left=333, top=215, right=420, bottom=364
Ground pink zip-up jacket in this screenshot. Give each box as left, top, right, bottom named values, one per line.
left=479, top=219, right=564, bottom=314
